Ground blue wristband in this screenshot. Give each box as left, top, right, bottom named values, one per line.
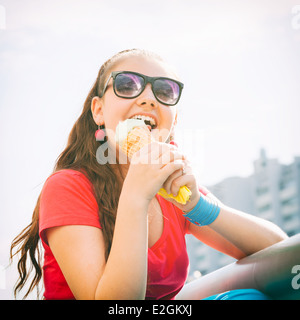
left=183, top=195, right=220, bottom=226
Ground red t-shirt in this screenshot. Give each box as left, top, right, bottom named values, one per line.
left=39, top=169, right=208, bottom=300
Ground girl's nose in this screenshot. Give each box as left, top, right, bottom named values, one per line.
left=136, top=85, right=158, bottom=109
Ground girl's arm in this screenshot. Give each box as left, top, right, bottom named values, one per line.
left=95, top=190, right=149, bottom=299
left=46, top=190, right=149, bottom=300
left=188, top=193, right=288, bottom=258
left=162, top=159, right=288, bottom=258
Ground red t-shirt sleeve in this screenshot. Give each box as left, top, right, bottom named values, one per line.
left=39, top=169, right=101, bottom=245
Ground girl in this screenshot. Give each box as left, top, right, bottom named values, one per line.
left=10, top=49, right=287, bottom=300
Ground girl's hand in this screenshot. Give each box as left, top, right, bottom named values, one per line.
left=123, top=142, right=185, bottom=204
left=162, top=157, right=201, bottom=212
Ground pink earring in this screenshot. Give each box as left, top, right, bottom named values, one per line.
left=95, top=125, right=106, bottom=141
left=169, top=140, right=178, bottom=147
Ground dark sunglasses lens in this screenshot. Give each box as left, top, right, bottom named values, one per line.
left=153, top=79, right=180, bottom=105
left=114, top=73, right=144, bottom=97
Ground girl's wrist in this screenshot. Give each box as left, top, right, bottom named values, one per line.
left=181, top=191, right=201, bottom=212
left=120, top=180, right=151, bottom=209
left=183, top=193, right=221, bottom=227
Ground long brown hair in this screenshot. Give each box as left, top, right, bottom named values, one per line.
left=10, top=48, right=164, bottom=299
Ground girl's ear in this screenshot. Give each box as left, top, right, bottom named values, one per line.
left=91, top=97, right=104, bottom=125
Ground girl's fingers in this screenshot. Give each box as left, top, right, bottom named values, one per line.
left=131, top=142, right=188, bottom=194
left=134, top=142, right=184, bottom=166
left=160, top=160, right=184, bottom=180
left=169, top=173, right=193, bottom=198
left=163, top=168, right=184, bottom=195
left=156, top=144, right=184, bottom=166
left=163, top=160, right=193, bottom=196
left=160, top=150, right=184, bottom=166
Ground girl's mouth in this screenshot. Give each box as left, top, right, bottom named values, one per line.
left=129, top=114, right=157, bottom=131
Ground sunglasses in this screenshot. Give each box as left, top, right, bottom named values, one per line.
left=99, top=71, right=184, bottom=106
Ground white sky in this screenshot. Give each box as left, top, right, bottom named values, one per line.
left=1, top=0, right=300, bottom=299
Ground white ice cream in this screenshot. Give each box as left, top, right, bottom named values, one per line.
left=115, top=119, right=147, bottom=147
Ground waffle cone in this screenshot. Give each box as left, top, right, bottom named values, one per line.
left=120, top=123, right=192, bottom=204
left=121, top=126, right=153, bottom=159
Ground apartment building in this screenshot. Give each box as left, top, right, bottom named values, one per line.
left=253, top=149, right=300, bottom=236
left=186, top=149, right=300, bottom=280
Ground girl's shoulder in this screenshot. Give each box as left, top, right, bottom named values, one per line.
left=44, top=168, right=91, bottom=188
left=39, top=169, right=101, bottom=245
left=41, top=168, right=96, bottom=202
left=47, top=168, right=88, bottom=181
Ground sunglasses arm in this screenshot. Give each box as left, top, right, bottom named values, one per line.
left=99, top=74, right=112, bottom=98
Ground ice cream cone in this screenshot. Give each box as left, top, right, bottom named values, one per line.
left=122, top=126, right=153, bottom=159
left=116, top=119, right=192, bottom=204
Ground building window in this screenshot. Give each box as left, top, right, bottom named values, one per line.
left=256, top=186, right=269, bottom=196
left=280, top=179, right=295, bottom=190
left=258, top=203, right=271, bottom=213
left=281, top=197, right=297, bottom=207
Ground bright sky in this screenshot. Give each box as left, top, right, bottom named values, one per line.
left=1, top=0, right=300, bottom=299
